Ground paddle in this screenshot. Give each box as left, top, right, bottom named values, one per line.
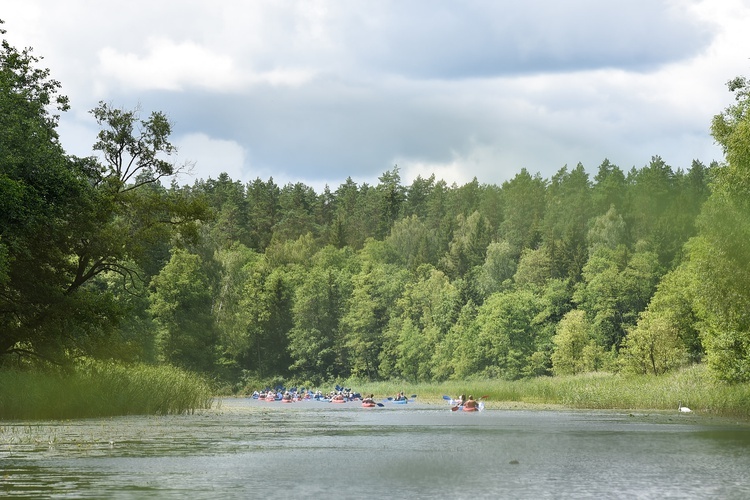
left=384, top=394, right=415, bottom=402
left=442, top=395, right=452, bottom=400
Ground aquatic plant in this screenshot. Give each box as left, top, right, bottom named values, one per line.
left=0, top=360, right=213, bottom=420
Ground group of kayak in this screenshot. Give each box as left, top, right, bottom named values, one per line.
left=251, top=389, right=485, bottom=412
left=251, top=389, right=419, bottom=408
left=252, top=390, right=360, bottom=403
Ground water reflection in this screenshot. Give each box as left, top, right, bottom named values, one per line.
left=2, top=398, right=750, bottom=499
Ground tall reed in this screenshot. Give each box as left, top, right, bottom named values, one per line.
left=349, top=365, right=750, bottom=419
left=0, top=361, right=213, bottom=420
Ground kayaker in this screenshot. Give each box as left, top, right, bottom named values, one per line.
left=451, top=394, right=466, bottom=410
left=362, top=394, right=375, bottom=404
left=464, top=395, right=478, bottom=409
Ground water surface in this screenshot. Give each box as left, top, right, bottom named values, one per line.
left=2, top=398, right=749, bottom=498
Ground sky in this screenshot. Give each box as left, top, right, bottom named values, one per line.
left=3, top=0, right=750, bottom=192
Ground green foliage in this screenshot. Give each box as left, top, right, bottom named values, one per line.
left=574, top=244, right=662, bottom=351
left=1, top=27, right=209, bottom=365
left=433, top=300, right=480, bottom=380
left=0, top=26, right=87, bottom=361
left=385, top=215, right=441, bottom=270
left=212, top=243, right=260, bottom=377
left=440, top=211, right=492, bottom=279
left=0, top=360, right=212, bottom=419
left=551, top=310, right=593, bottom=375
left=236, top=260, right=295, bottom=378
left=288, top=265, right=349, bottom=381
left=474, top=289, right=544, bottom=379
left=342, top=260, right=408, bottom=379
left=8, top=25, right=750, bottom=393
left=542, top=163, right=592, bottom=280
left=624, top=262, right=701, bottom=373
left=619, top=316, right=688, bottom=375
left=591, top=159, right=626, bottom=214
left=385, top=266, right=458, bottom=381
left=514, top=247, right=553, bottom=291
left=149, top=249, right=218, bottom=373
left=688, top=226, right=750, bottom=382
left=476, top=240, right=516, bottom=297
left=499, top=169, right=547, bottom=252
left=587, top=206, right=627, bottom=252
left=684, top=75, right=750, bottom=382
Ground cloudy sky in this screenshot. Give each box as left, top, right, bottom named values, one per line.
left=3, top=1, right=750, bottom=191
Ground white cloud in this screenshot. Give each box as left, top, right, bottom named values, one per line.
left=3, top=0, right=750, bottom=191
left=95, top=38, right=316, bottom=94
left=96, top=39, right=238, bottom=92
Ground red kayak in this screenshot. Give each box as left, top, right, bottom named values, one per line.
left=450, top=399, right=484, bottom=412
left=361, top=402, right=376, bottom=408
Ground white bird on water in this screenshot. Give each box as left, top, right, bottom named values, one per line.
left=678, top=401, right=692, bottom=413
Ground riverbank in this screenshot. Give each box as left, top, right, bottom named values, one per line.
left=348, top=365, right=750, bottom=420
left=3, top=362, right=749, bottom=421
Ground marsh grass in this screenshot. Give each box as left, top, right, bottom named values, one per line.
left=0, top=361, right=213, bottom=420
left=349, top=365, right=750, bottom=418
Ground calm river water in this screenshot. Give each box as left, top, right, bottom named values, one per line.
left=2, top=398, right=750, bottom=499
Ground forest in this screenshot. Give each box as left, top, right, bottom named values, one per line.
left=3, top=23, right=750, bottom=389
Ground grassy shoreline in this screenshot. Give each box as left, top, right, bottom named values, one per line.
left=0, top=361, right=213, bottom=420
left=347, top=365, right=750, bottom=419
left=3, top=363, right=749, bottom=421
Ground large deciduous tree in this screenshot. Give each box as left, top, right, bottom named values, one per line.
left=474, top=289, right=544, bottom=379
left=0, top=26, right=103, bottom=363
left=0, top=24, right=207, bottom=365
left=687, top=75, right=750, bottom=382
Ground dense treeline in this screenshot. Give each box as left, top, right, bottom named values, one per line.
left=171, top=158, right=711, bottom=385
left=2, top=24, right=750, bottom=387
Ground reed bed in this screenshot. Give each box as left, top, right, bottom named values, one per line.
left=0, top=361, right=213, bottom=420
left=349, top=365, right=750, bottom=419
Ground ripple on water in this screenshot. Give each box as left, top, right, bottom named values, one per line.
left=2, top=399, right=750, bottom=499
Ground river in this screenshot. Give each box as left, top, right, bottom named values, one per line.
left=2, top=397, right=750, bottom=499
